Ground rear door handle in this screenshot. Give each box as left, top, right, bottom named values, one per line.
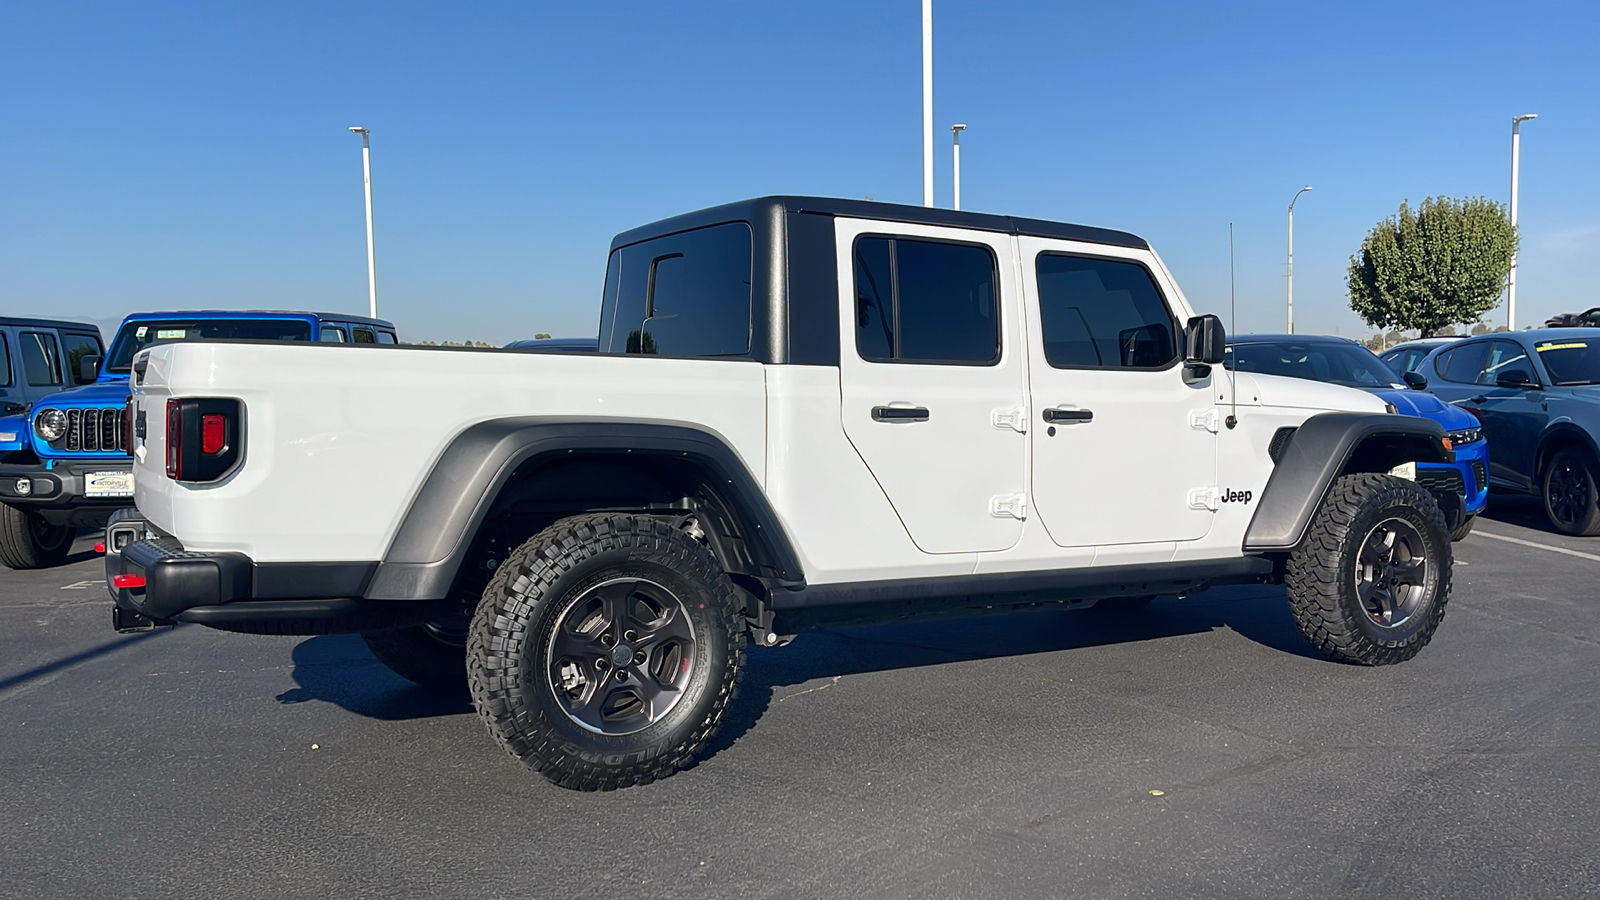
left=872, top=405, right=930, bottom=423
left=1043, top=407, right=1093, bottom=423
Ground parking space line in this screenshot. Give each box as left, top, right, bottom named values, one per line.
left=1473, top=529, right=1600, bottom=563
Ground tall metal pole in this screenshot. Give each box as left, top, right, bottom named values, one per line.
left=921, top=0, right=933, bottom=207
left=1508, top=113, right=1537, bottom=331
left=350, top=126, right=378, bottom=318
left=951, top=124, right=966, bottom=210
left=1287, top=186, right=1312, bottom=334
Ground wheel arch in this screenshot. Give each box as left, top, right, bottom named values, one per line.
left=1243, top=412, right=1451, bottom=553
left=364, top=417, right=804, bottom=601
left=1535, top=423, right=1600, bottom=478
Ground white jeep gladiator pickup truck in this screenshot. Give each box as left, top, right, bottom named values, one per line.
left=105, top=197, right=1455, bottom=791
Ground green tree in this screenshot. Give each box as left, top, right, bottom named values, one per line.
left=1347, top=196, right=1518, bottom=337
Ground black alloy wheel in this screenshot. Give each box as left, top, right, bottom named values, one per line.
left=0, top=503, right=74, bottom=569
left=1353, top=518, right=1432, bottom=628
left=1541, top=446, right=1600, bottom=536
left=546, top=577, right=697, bottom=735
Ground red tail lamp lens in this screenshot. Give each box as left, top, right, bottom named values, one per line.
left=166, top=399, right=183, bottom=480
left=201, top=414, right=226, bottom=455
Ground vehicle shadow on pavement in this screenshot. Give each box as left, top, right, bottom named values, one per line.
left=702, top=583, right=1318, bottom=760
left=277, top=634, right=472, bottom=720
left=1479, top=491, right=1556, bottom=533
left=275, top=586, right=1315, bottom=740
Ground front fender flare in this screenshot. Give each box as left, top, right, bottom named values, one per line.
left=1243, top=412, right=1451, bottom=553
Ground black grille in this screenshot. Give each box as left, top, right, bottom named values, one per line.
left=1471, top=460, right=1487, bottom=493
left=56, top=407, right=126, bottom=453
left=1268, top=427, right=1297, bottom=463
left=1416, top=468, right=1464, bottom=497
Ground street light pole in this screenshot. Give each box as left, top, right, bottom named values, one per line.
left=1508, top=113, right=1538, bottom=331
left=1287, top=185, right=1312, bottom=334
left=921, top=0, right=933, bottom=207
left=348, top=126, right=377, bottom=319
left=950, top=124, right=967, bottom=210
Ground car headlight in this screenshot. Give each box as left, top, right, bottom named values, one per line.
left=1448, top=428, right=1482, bottom=445
left=34, top=408, right=66, bottom=442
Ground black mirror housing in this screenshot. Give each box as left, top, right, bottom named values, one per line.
left=79, top=355, right=102, bottom=384
left=1184, top=315, right=1226, bottom=365
left=1496, top=369, right=1539, bottom=390
left=1402, top=370, right=1428, bottom=390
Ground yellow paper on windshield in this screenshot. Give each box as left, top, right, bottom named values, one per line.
left=1537, top=342, right=1588, bottom=351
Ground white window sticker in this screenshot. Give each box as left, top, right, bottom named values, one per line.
left=156, top=329, right=187, bottom=339
left=136, top=326, right=148, bottom=339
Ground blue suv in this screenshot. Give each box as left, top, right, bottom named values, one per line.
left=0, top=310, right=396, bottom=568
left=1228, top=335, right=1489, bottom=540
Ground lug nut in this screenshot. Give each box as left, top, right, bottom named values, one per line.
left=600, top=633, right=615, bottom=647
left=595, top=658, right=609, bottom=670
left=623, top=630, right=637, bottom=642
left=633, top=651, right=646, bottom=665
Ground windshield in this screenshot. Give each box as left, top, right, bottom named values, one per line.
left=106, top=319, right=314, bottom=372
left=1226, top=340, right=1404, bottom=390
left=1535, top=339, right=1600, bottom=386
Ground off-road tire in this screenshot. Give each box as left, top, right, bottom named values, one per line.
left=467, top=513, right=745, bottom=791
left=1540, top=446, right=1600, bottom=536
left=1285, top=473, right=1451, bottom=666
left=1449, top=514, right=1476, bottom=542
left=362, top=622, right=470, bottom=689
left=0, top=503, right=73, bottom=569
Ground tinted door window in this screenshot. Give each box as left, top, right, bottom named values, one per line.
left=0, top=334, right=11, bottom=387
left=852, top=235, right=999, bottom=364
left=1035, top=254, right=1177, bottom=369
left=376, top=331, right=397, bottom=345
left=319, top=326, right=348, bottom=342
left=352, top=327, right=377, bottom=344
left=61, top=332, right=104, bottom=385
left=20, top=332, right=62, bottom=386
left=1434, top=342, right=1488, bottom=384
left=1479, top=340, right=1536, bottom=385
left=598, top=222, right=752, bottom=357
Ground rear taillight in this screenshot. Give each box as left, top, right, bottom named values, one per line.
left=166, top=399, right=182, bottom=479
left=201, top=414, right=226, bottom=455
left=164, top=398, right=243, bottom=483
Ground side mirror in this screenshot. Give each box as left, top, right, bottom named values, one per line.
left=78, top=355, right=102, bottom=384
left=1402, top=370, right=1428, bottom=390
left=1495, top=368, right=1539, bottom=390
left=1184, top=315, right=1226, bottom=365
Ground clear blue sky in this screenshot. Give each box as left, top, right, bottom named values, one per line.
left=3, top=1, right=1596, bottom=344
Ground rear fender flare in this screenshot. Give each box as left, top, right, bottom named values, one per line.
left=364, top=418, right=804, bottom=600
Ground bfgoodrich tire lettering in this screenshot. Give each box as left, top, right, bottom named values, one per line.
left=467, top=513, right=744, bottom=791
left=1285, top=473, right=1451, bottom=666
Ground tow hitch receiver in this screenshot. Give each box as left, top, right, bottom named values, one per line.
left=112, top=605, right=157, bottom=633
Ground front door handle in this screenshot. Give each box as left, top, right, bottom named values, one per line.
left=1043, top=407, right=1093, bottom=423
left=872, top=405, right=930, bottom=423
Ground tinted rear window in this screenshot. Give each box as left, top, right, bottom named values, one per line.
left=597, top=222, right=753, bottom=358
left=107, top=319, right=314, bottom=371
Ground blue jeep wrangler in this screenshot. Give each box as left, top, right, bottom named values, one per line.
left=0, top=310, right=397, bottom=568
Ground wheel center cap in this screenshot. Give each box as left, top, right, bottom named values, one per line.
left=610, top=644, right=634, bottom=668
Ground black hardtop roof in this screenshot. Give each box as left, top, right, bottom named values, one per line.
left=122, top=310, right=396, bottom=328
left=0, top=316, right=101, bottom=331
left=609, top=196, right=1149, bottom=253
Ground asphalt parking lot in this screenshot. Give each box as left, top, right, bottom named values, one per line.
left=4, top=499, right=1598, bottom=900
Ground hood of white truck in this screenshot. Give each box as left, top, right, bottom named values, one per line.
left=1222, top=372, right=1388, bottom=414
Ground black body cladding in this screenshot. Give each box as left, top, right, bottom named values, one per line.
left=1244, top=412, right=1452, bottom=552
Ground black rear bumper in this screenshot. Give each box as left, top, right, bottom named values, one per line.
left=104, top=509, right=454, bottom=634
